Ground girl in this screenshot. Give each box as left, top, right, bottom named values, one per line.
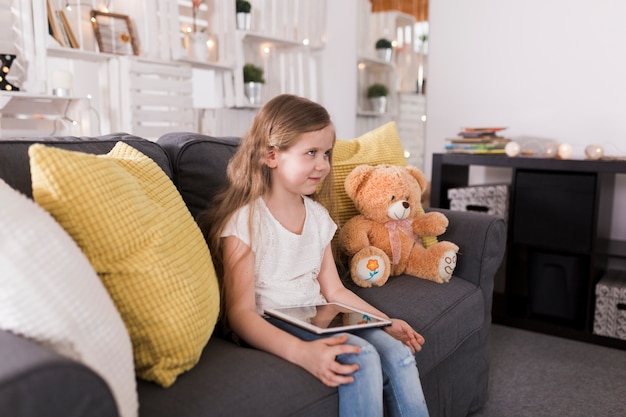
left=205, top=94, right=429, bottom=417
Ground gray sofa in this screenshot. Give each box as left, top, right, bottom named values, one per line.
left=0, top=132, right=506, bottom=417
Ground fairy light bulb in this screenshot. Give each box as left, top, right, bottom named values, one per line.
left=505, top=141, right=521, bottom=157
left=557, top=143, right=573, bottom=159
left=585, top=145, right=604, bottom=160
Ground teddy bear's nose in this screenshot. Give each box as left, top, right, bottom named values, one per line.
left=403, top=201, right=410, bottom=209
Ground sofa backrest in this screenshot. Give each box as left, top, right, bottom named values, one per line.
left=156, top=132, right=240, bottom=220
left=0, top=132, right=240, bottom=223
left=0, top=133, right=172, bottom=199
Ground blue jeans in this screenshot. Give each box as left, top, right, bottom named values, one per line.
left=267, top=317, right=429, bottom=417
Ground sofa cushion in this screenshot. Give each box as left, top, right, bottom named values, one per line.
left=137, top=336, right=337, bottom=417
left=28, top=142, right=220, bottom=388
left=345, top=274, right=484, bottom=375
left=0, top=179, right=137, bottom=417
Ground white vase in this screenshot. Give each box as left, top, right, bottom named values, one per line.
left=376, top=48, right=392, bottom=63
left=244, top=82, right=262, bottom=105
left=369, top=96, right=387, bottom=113
left=187, top=32, right=208, bottom=62
left=236, top=13, right=251, bottom=30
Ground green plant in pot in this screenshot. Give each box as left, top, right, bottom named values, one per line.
left=243, top=63, right=264, bottom=105
left=236, top=0, right=251, bottom=30
left=367, top=83, right=389, bottom=98
left=375, top=38, right=393, bottom=62
left=367, top=83, right=389, bottom=113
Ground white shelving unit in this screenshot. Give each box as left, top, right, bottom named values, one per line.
left=354, top=0, right=428, bottom=170
left=1, top=0, right=326, bottom=139
left=396, top=92, right=426, bottom=168
left=0, top=91, right=88, bottom=137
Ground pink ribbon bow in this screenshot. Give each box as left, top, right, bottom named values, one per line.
left=384, top=219, right=419, bottom=265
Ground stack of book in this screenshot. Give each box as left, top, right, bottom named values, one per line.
left=445, top=127, right=510, bottom=154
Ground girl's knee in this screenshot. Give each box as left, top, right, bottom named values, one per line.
left=337, top=333, right=380, bottom=365
left=399, top=346, right=417, bottom=368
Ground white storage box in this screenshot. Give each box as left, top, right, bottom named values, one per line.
left=593, top=270, right=626, bottom=341
left=447, top=184, right=509, bottom=219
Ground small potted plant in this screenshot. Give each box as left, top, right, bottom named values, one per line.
left=375, top=38, right=393, bottom=62
left=367, top=83, right=389, bottom=113
left=243, top=63, right=264, bottom=104
left=236, top=0, right=251, bottom=30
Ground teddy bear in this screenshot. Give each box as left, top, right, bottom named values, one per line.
left=337, top=164, right=459, bottom=288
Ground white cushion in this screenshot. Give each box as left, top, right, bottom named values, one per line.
left=0, top=179, right=138, bottom=417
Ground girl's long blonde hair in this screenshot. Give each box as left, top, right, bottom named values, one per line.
left=202, top=94, right=335, bottom=283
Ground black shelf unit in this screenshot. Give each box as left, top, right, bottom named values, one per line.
left=431, top=153, right=626, bottom=350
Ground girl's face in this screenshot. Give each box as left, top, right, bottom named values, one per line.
left=267, top=124, right=334, bottom=197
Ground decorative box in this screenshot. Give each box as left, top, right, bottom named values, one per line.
left=593, top=270, right=626, bottom=341
left=447, top=184, right=509, bottom=219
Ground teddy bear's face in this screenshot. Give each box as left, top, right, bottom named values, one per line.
left=348, top=165, right=425, bottom=224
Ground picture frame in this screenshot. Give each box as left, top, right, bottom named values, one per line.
left=58, top=9, right=79, bottom=49
left=90, top=10, right=139, bottom=55
left=46, top=0, right=66, bottom=47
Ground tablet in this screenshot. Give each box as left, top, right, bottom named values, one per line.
left=264, top=302, right=392, bottom=334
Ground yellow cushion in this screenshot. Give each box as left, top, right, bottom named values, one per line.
left=29, top=142, right=220, bottom=388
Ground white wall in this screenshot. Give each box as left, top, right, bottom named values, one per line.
left=425, top=0, right=626, bottom=240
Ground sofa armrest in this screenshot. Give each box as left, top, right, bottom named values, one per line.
left=429, top=208, right=507, bottom=296
left=0, top=330, right=118, bottom=417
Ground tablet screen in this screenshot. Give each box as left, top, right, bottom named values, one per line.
left=264, top=302, right=392, bottom=334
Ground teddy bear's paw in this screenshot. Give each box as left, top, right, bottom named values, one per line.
left=355, top=255, right=387, bottom=286
left=437, top=250, right=457, bottom=282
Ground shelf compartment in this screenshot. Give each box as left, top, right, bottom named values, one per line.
left=513, top=170, right=596, bottom=252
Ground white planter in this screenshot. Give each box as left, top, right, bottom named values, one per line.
left=369, top=96, right=387, bottom=113
left=186, top=32, right=208, bottom=62
left=236, top=13, right=251, bottom=30
left=244, top=82, right=262, bottom=105
left=376, top=48, right=392, bottom=63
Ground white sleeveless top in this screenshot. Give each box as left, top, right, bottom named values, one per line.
left=222, top=196, right=337, bottom=315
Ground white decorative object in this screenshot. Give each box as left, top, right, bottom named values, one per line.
left=585, top=144, right=604, bottom=160
left=244, top=81, right=262, bottom=105
left=512, top=137, right=559, bottom=157
left=505, top=141, right=521, bottom=157
left=557, top=143, right=573, bottom=159
left=187, top=32, right=208, bottom=62
left=0, top=179, right=138, bottom=417
left=51, top=70, right=72, bottom=96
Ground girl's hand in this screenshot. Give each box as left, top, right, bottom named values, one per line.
left=296, top=334, right=361, bottom=387
left=384, top=319, right=425, bottom=353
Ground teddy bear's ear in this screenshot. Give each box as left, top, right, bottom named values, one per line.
left=406, top=166, right=427, bottom=192
left=344, top=165, right=375, bottom=201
